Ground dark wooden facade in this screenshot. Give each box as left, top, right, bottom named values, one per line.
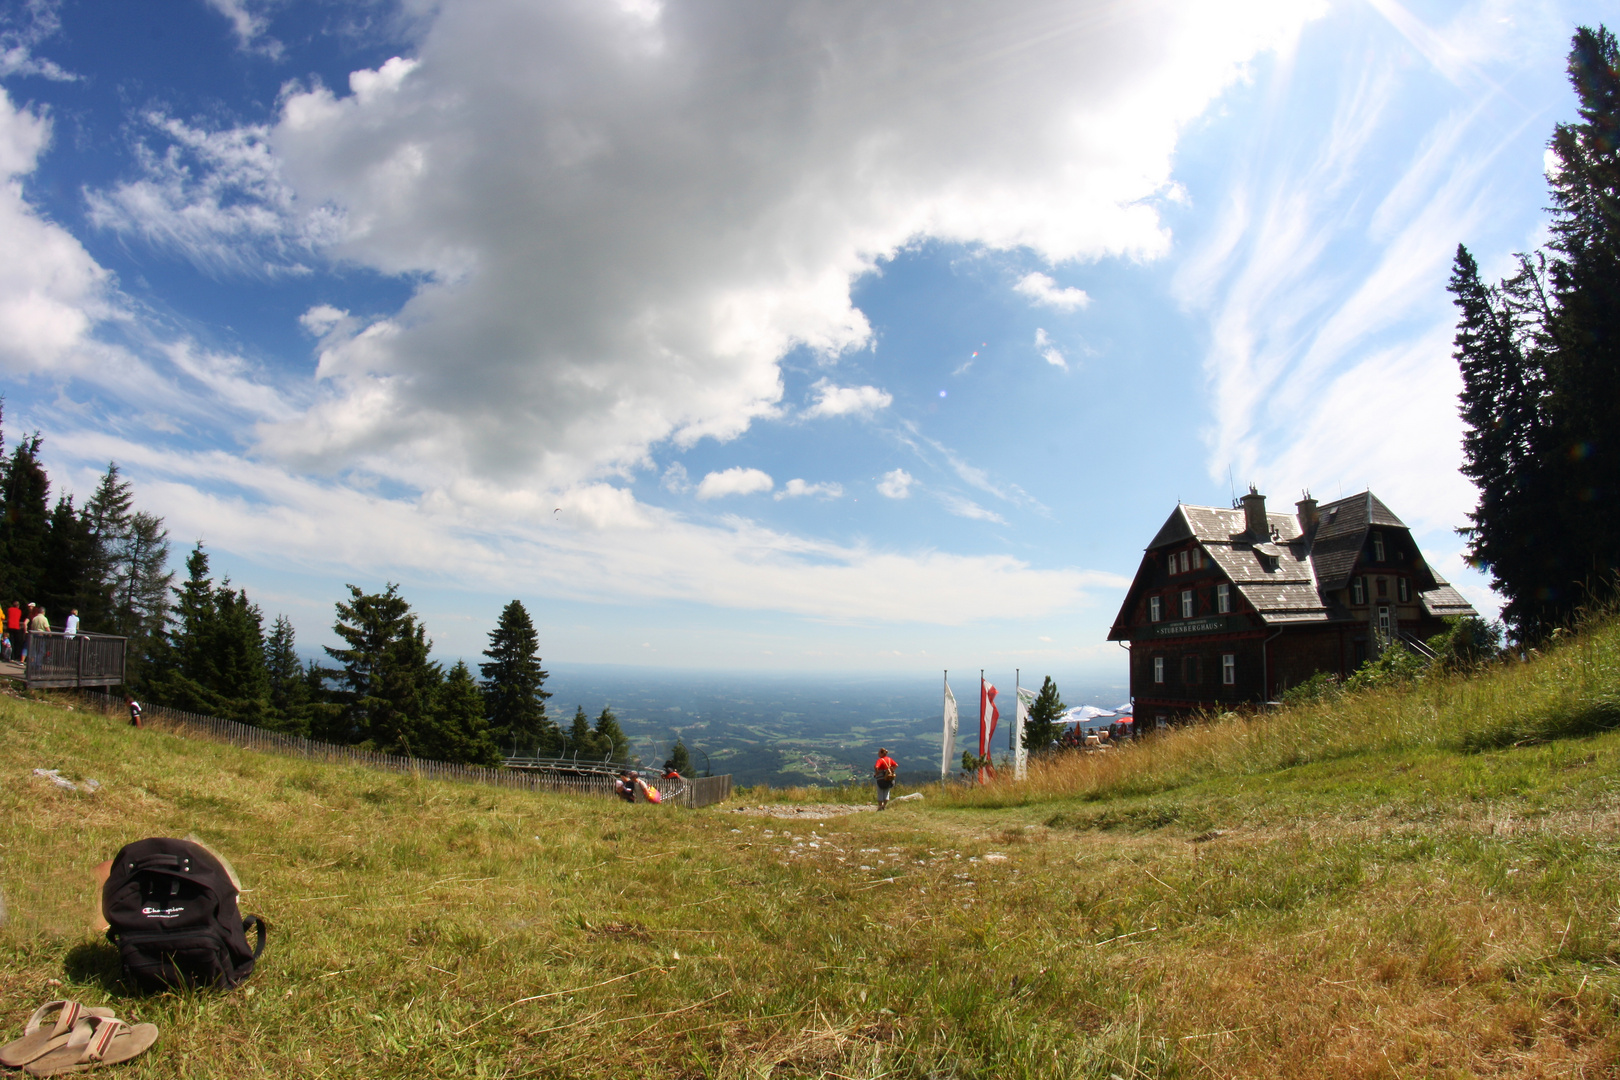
left=1108, top=489, right=1476, bottom=728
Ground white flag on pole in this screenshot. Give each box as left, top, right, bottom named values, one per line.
left=1015, top=686, right=1036, bottom=781
left=941, top=678, right=958, bottom=780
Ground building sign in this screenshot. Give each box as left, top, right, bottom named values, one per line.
left=1137, top=615, right=1247, bottom=639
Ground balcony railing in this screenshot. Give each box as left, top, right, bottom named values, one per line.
left=23, top=632, right=127, bottom=689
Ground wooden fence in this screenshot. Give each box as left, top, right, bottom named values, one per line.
left=74, top=691, right=732, bottom=808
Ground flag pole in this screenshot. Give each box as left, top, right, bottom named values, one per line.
left=1013, top=668, right=1019, bottom=761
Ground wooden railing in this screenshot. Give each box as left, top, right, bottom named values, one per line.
left=24, top=632, right=127, bottom=689
left=74, top=691, right=730, bottom=808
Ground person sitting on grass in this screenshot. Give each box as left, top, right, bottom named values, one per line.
left=613, top=769, right=661, bottom=803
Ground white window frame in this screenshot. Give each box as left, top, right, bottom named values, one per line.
left=1378, top=605, right=1391, bottom=641
left=1191, top=547, right=1202, bottom=571
left=1181, top=590, right=1194, bottom=619
left=1153, top=656, right=1165, bottom=684
left=1217, top=583, right=1231, bottom=614
left=1373, top=532, right=1385, bottom=562
left=1351, top=578, right=1365, bottom=605
left=1149, top=595, right=1162, bottom=622
left=1222, top=653, right=1235, bottom=685
left=1398, top=577, right=1410, bottom=602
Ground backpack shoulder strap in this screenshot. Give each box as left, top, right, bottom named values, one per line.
left=241, top=916, right=268, bottom=960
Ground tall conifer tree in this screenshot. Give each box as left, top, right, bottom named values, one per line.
left=325, top=583, right=442, bottom=754
left=479, top=599, right=554, bottom=756
left=1453, top=25, right=1620, bottom=637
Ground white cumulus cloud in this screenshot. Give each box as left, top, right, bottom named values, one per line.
left=0, top=91, right=116, bottom=377
left=84, top=0, right=1319, bottom=499
left=1015, top=271, right=1091, bottom=312
left=804, top=379, right=893, bottom=419
left=877, top=468, right=915, bottom=499
left=774, top=478, right=843, bottom=501
left=696, top=466, right=774, bottom=500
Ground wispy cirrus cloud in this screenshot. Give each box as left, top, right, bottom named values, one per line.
left=1176, top=0, right=1558, bottom=540
left=86, top=112, right=342, bottom=277
left=0, top=0, right=75, bottom=81
left=1034, top=328, right=1067, bottom=370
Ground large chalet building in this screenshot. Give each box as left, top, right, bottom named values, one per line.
left=1108, top=488, right=1476, bottom=727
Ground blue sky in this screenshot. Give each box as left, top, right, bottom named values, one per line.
left=0, top=0, right=1602, bottom=685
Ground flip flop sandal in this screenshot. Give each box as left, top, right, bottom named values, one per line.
left=23, top=1016, right=158, bottom=1077
left=0, top=1002, right=117, bottom=1068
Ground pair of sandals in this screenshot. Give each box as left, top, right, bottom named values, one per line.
left=0, top=1001, right=158, bottom=1076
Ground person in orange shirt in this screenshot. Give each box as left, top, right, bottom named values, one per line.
left=873, top=748, right=898, bottom=810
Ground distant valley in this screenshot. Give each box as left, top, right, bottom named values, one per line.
left=541, top=665, right=1127, bottom=787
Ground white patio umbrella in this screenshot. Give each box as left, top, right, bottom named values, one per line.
left=1061, top=705, right=1117, bottom=723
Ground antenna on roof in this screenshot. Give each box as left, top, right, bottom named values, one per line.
left=1228, top=466, right=1237, bottom=510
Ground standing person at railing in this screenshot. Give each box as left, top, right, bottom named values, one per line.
left=64, top=608, right=79, bottom=637
left=5, top=601, right=20, bottom=660
left=27, top=605, right=48, bottom=633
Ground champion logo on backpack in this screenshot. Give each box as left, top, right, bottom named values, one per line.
left=103, top=838, right=268, bottom=991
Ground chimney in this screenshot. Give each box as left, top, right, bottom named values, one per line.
left=1240, top=485, right=1268, bottom=538
left=1296, top=491, right=1319, bottom=532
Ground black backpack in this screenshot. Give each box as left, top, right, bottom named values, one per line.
left=102, top=838, right=267, bottom=991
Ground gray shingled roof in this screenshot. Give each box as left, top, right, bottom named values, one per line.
left=1116, top=491, right=1476, bottom=631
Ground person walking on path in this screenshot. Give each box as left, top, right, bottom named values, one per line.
left=873, top=748, right=898, bottom=810
left=126, top=696, right=143, bottom=728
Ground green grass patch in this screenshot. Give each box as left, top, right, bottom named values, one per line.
left=3, top=621, right=1620, bottom=1075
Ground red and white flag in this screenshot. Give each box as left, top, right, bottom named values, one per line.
left=979, top=678, right=998, bottom=781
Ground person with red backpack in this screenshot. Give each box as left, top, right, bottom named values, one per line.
left=873, top=748, right=898, bottom=810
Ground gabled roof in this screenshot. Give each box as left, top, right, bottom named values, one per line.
left=1109, top=490, right=1476, bottom=637
left=1310, top=492, right=1408, bottom=591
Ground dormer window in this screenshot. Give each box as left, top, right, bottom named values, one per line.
left=1373, top=532, right=1385, bottom=562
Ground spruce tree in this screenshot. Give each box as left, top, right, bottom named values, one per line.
left=265, top=615, right=311, bottom=732
left=1453, top=26, right=1620, bottom=638
left=81, top=463, right=134, bottom=633
left=479, top=600, right=555, bottom=756
left=1021, top=677, right=1066, bottom=754
left=593, top=705, right=630, bottom=763
left=1545, top=25, right=1620, bottom=609
left=325, top=583, right=442, bottom=754
left=1, top=434, right=51, bottom=606
left=114, top=511, right=173, bottom=687
left=568, top=705, right=601, bottom=759
left=669, top=738, right=692, bottom=775
left=421, top=661, right=501, bottom=766
left=146, top=543, right=271, bottom=723
left=40, top=496, right=92, bottom=625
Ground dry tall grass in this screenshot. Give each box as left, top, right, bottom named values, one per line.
left=944, top=615, right=1620, bottom=809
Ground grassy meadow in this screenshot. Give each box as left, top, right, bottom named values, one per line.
left=4, top=620, right=1620, bottom=1077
